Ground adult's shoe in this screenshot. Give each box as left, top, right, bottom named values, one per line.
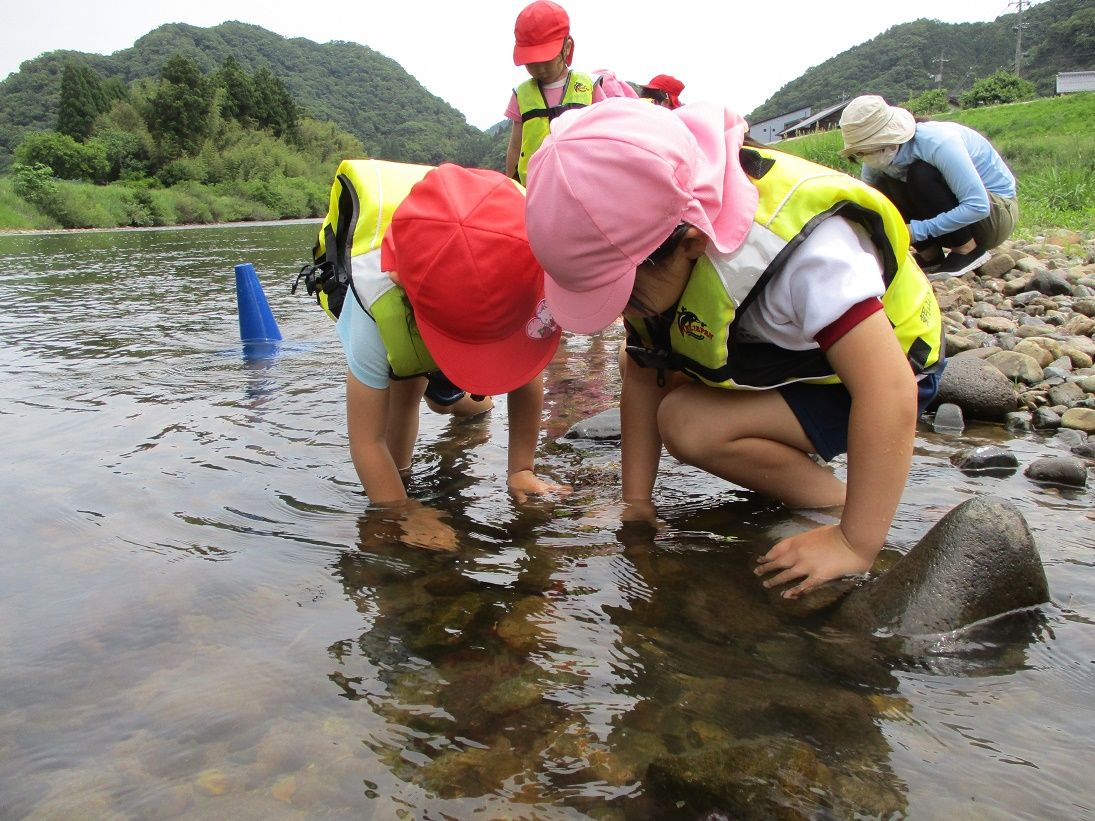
left=930, top=247, right=991, bottom=280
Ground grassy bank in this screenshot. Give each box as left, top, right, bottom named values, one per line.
left=0, top=174, right=329, bottom=231
left=0, top=119, right=362, bottom=232
left=776, top=93, right=1095, bottom=236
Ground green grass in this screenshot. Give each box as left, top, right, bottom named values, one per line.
left=775, top=93, right=1095, bottom=236
left=0, top=116, right=359, bottom=231
left=0, top=174, right=331, bottom=230
left=0, top=178, right=55, bottom=230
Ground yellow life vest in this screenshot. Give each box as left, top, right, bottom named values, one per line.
left=515, top=72, right=598, bottom=184
left=626, top=146, right=944, bottom=389
left=295, top=158, right=439, bottom=378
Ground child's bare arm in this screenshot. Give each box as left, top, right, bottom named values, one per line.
left=620, top=360, right=669, bottom=516
left=505, top=122, right=523, bottom=181
left=346, top=372, right=410, bottom=504
left=832, top=309, right=918, bottom=558
left=506, top=374, right=566, bottom=500
left=756, top=311, right=917, bottom=596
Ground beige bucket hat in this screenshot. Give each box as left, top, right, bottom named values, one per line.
left=838, top=95, right=916, bottom=158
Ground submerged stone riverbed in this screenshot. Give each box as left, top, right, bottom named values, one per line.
left=0, top=222, right=1091, bottom=819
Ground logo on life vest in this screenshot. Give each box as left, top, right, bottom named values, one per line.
left=573, top=82, right=590, bottom=93
left=676, top=307, right=712, bottom=341
left=526, top=299, right=560, bottom=340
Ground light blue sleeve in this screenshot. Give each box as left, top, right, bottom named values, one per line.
left=335, top=291, right=390, bottom=389
left=909, top=130, right=991, bottom=243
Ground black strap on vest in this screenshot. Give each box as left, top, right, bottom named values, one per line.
left=738, top=147, right=776, bottom=180
left=520, top=74, right=603, bottom=122
left=289, top=173, right=363, bottom=320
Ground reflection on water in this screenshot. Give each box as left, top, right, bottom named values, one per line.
left=0, top=224, right=1092, bottom=818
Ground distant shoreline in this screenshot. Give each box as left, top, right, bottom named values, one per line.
left=0, top=217, right=322, bottom=238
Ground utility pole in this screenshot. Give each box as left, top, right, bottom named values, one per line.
left=932, top=51, right=949, bottom=88
left=1010, top=0, right=1030, bottom=77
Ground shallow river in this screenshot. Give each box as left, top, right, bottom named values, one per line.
left=0, top=222, right=1092, bottom=819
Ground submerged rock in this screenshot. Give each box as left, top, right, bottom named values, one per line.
left=932, top=402, right=965, bottom=432
left=951, top=445, right=1018, bottom=476
left=563, top=407, right=621, bottom=440
left=1024, top=456, right=1088, bottom=488
left=832, top=496, right=1048, bottom=636
left=645, top=735, right=905, bottom=819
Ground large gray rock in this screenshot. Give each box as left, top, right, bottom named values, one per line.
left=936, top=354, right=1019, bottom=421
left=562, top=407, right=620, bottom=440
left=832, top=496, right=1048, bottom=636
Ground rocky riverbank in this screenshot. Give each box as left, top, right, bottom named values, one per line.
left=931, top=228, right=1095, bottom=485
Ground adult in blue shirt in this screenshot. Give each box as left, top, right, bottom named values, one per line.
left=838, top=95, right=1018, bottom=279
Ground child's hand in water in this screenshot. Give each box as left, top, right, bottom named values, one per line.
left=754, top=524, right=874, bottom=598
left=396, top=503, right=458, bottom=552
left=507, top=469, right=570, bottom=504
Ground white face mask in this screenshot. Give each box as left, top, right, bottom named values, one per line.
left=860, top=145, right=899, bottom=169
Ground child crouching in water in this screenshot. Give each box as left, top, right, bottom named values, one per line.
left=524, top=99, right=944, bottom=596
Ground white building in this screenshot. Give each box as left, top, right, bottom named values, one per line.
left=1056, top=71, right=1095, bottom=94
left=748, top=106, right=811, bottom=145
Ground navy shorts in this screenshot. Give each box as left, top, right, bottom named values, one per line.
left=424, top=371, right=466, bottom=406
left=777, top=369, right=942, bottom=462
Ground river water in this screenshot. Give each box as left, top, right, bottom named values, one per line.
left=0, top=221, right=1091, bottom=819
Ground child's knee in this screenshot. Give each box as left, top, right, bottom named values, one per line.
left=448, top=394, right=494, bottom=418
left=658, top=394, right=705, bottom=462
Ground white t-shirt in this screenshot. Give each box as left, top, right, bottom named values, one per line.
left=734, top=216, right=885, bottom=350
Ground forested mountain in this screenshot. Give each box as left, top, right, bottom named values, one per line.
left=747, top=0, right=1094, bottom=121
left=0, top=21, right=499, bottom=170
left=2, top=0, right=1089, bottom=171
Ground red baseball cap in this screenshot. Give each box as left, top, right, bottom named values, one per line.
left=513, top=0, right=573, bottom=66
left=381, top=164, right=561, bottom=396
left=642, top=74, right=685, bottom=108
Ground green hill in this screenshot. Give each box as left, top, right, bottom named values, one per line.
left=748, top=0, right=1094, bottom=122
left=0, top=21, right=497, bottom=171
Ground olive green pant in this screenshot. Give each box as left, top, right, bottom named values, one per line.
left=973, top=191, right=1019, bottom=251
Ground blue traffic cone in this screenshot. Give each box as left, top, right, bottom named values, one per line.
left=235, top=262, right=282, bottom=343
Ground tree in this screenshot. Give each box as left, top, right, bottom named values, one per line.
left=960, top=70, right=1035, bottom=109
left=56, top=63, right=108, bottom=141
left=216, top=56, right=255, bottom=123
left=90, top=129, right=150, bottom=180
left=903, top=88, right=951, bottom=117
left=145, top=53, right=214, bottom=158
left=14, top=130, right=109, bottom=181
left=11, top=162, right=57, bottom=207
left=251, top=67, right=299, bottom=139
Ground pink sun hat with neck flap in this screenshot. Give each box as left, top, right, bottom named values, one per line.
left=524, top=98, right=757, bottom=334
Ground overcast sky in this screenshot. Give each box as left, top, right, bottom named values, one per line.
left=1, top=0, right=1031, bottom=130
